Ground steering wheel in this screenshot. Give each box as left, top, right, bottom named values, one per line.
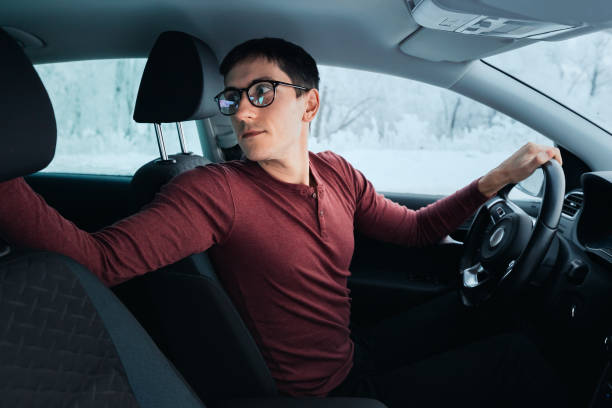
left=459, top=160, right=565, bottom=307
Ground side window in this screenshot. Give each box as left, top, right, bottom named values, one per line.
left=34, top=59, right=203, bottom=176
left=311, top=66, right=552, bottom=197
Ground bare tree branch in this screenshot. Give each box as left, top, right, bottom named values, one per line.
left=327, top=97, right=380, bottom=136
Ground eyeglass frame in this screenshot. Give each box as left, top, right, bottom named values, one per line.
left=214, top=79, right=311, bottom=116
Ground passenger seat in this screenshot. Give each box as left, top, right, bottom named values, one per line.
left=0, top=27, right=205, bottom=408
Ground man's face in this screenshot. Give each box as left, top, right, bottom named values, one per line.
left=224, top=57, right=309, bottom=162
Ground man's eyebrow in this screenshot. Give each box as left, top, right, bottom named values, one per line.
left=225, top=76, right=275, bottom=89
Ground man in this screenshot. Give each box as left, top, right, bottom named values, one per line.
left=0, top=38, right=564, bottom=406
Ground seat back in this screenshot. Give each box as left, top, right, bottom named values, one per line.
left=119, top=31, right=277, bottom=402
left=0, top=28, right=204, bottom=408
left=143, top=254, right=278, bottom=401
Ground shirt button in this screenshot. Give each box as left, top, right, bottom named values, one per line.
left=319, top=210, right=324, bottom=216
left=312, top=193, right=317, bottom=199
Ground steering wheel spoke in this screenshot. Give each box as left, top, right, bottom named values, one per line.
left=462, top=262, right=490, bottom=288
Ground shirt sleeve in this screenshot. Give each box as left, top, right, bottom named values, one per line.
left=0, top=165, right=235, bottom=286
left=328, top=152, right=489, bottom=247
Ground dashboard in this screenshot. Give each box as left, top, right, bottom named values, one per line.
left=576, top=172, right=612, bottom=264
left=554, top=171, right=612, bottom=266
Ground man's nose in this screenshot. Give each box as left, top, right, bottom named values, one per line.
left=234, top=91, right=256, bottom=120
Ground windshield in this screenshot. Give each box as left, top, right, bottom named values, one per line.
left=485, top=30, right=612, bottom=133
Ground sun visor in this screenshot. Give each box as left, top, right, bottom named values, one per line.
left=399, top=28, right=521, bottom=62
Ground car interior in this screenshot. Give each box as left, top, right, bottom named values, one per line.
left=1, top=1, right=612, bottom=407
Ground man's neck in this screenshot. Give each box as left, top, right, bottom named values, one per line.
left=258, top=150, right=311, bottom=186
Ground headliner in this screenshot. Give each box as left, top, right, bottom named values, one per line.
left=2, top=0, right=612, bottom=88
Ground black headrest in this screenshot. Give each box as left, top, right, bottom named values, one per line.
left=0, top=29, right=56, bottom=183
left=133, top=31, right=222, bottom=123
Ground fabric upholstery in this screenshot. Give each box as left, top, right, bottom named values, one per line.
left=133, top=31, right=223, bottom=123
left=0, top=250, right=139, bottom=408
left=67, top=253, right=205, bottom=408
left=0, top=28, right=56, bottom=182
left=0, top=250, right=206, bottom=408
left=141, top=254, right=278, bottom=401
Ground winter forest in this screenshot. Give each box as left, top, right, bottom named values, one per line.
left=36, top=31, right=612, bottom=194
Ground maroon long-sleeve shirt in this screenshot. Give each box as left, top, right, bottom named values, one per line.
left=0, top=150, right=488, bottom=396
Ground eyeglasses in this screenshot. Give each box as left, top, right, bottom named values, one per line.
left=214, top=80, right=310, bottom=116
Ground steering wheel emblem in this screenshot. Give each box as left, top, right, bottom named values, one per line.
left=489, top=227, right=505, bottom=248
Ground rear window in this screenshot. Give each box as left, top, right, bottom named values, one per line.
left=35, top=59, right=203, bottom=175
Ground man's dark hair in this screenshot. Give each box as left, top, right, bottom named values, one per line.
left=219, top=38, right=320, bottom=95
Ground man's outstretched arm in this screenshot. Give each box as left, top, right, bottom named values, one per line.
left=339, top=143, right=562, bottom=247
left=0, top=166, right=235, bottom=286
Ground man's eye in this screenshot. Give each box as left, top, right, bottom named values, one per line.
left=254, top=84, right=273, bottom=96
left=225, top=91, right=241, bottom=101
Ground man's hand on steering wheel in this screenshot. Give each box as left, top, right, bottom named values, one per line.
left=459, top=142, right=566, bottom=307
left=477, top=143, right=563, bottom=198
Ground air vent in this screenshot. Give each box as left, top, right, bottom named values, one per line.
left=562, top=191, right=584, bottom=218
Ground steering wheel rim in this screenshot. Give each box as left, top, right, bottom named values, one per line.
left=459, top=160, right=565, bottom=307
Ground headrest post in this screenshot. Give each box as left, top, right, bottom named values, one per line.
left=154, top=123, right=169, bottom=161
left=176, top=122, right=190, bottom=154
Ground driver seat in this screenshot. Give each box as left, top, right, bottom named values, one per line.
left=112, top=31, right=277, bottom=403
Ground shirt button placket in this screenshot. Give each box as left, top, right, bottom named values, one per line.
left=318, top=187, right=327, bottom=237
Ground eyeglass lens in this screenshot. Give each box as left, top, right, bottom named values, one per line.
left=217, top=81, right=275, bottom=115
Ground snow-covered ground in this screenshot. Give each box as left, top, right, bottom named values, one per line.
left=332, top=148, right=508, bottom=194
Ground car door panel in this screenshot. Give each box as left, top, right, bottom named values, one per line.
left=348, top=191, right=541, bottom=326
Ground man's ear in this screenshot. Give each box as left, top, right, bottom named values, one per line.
left=302, top=88, right=320, bottom=123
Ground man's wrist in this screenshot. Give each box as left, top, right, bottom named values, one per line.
left=478, top=168, right=508, bottom=198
